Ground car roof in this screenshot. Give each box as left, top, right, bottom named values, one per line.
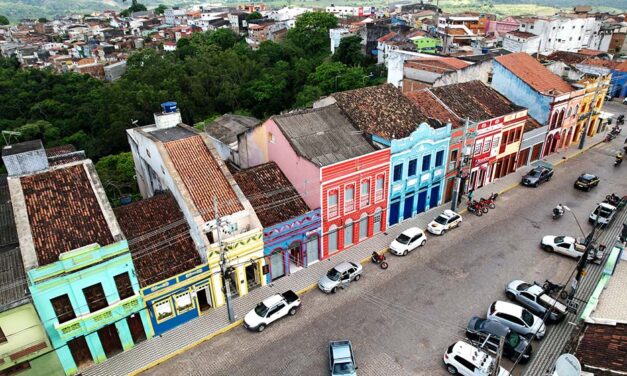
left=494, top=300, right=524, bottom=316
left=333, top=261, right=356, bottom=272
left=526, top=284, right=544, bottom=295
left=580, top=173, right=596, bottom=179
left=441, top=209, right=458, bottom=218
left=599, top=202, right=617, bottom=210
left=452, top=341, right=490, bottom=364
left=331, top=344, right=352, bottom=360
left=480, top=319, right=509, bottom=337
left=262, top=294, right=284, bottom=307
left=401, top=227, right=424, bottom=237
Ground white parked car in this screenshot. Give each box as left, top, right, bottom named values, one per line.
left=318, top=261, right=363, bottom=294
left=487, top=301, right=546, bottom=340
left=540, top=235, right=585, bottom=259
left=589, top=202, right=617, bottom=227
left=427, top=210, right=462, bottom=235
left=243, top=290, right=301, bottom=332
left=443, top=341, right=510, bottom=376
left=389, top=227, right=426, bottom=256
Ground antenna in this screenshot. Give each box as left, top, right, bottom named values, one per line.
left=2, top=131, right=22, bottom=146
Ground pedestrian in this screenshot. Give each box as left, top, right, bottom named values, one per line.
left=467, top=189, right=474, bottom=202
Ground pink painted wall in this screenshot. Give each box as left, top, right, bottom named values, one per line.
left=266, top=119, right=321, bottom=210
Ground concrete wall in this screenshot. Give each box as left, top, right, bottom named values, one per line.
left=265, top=119, right=321, bottom=210
left=502, top=35, right=541, bottom=54
left=386, top=50, right=437, bottom=87
left=492, top=61, right=552, bottom=125
left=238, top=124, right=269, bottom=169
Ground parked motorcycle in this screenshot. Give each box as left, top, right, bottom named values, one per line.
left=611, top=126, right=622, bottom=135
left=467, top=200, right=484, bottom=217
left=605, top=193, right=621, bottom=206
left=605, top=133, right=616, bottom=142
left=616, top=154, right=623, bottom=167
left=480, top=192, right=499, bottom=209
left=587, top=244, right=606, bottom=264
left=552, top=207, right=564, bottom=219
left=617, top=114, right=625, bottom=125
left=541, top=279, right=568, bottom=299
left=371, top=251, right=388, bottom=269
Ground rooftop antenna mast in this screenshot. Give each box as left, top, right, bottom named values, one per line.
left=2, top=131, right=21, bottom=146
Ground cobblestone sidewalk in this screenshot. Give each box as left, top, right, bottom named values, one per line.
left=83, top=134, right=606, bottom=376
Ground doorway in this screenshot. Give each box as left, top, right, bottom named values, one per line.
left=97, top=324, right=124, bottom=359
left=389, top=200, right=400, bottom=225
left=403, top=194, right=414, bottom=221
left=67, top=336, right=92, bottom=370
left=416, top=189, right=428, bottom=214
left=126, top=315, right=146, bottom=345
left=288, top=242, right=303, bottom=273
left=195, top=284, right=212, bottom=313
left=270, top=251, right=286, bottom=280
left=245, top=262, right=261, bottom=292
left=429, top=184, right=440, bottom=209
left=306, top=236, right=319, bottom=266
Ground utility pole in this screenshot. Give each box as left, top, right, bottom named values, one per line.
left=579, top=75, right=604, bottom=150
left=451, top=118, right=473, bottom=212
left=213, top=197, right=236, bottom=323
left=491, top=335, right=506, bottom=376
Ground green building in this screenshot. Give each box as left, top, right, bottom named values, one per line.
left=412, top=36, right=441, bottom=54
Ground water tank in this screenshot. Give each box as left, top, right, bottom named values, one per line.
left=161, top=101, right=178, bottom=113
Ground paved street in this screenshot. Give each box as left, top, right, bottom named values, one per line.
left=142, top=131, right=627, bottom=376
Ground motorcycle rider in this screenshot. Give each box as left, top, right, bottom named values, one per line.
left=372, top=251, right=384, bottom=262
left=616, top=151, right=624, bottom=165
left=554, top=203, right=565, bottom=217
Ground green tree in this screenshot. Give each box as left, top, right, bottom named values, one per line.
left=95, top=152, right=139, bottom=202
left=246, top=11, right=263, bottom=21
left=286, top=11, right=338, bottom=56
left=332, top=35, right=366, bottom=67
left=37, top=17, right=48, bottom=23
left=154, top=4, right=168, bottom=15
left=0, top=15, right=9, bottom=25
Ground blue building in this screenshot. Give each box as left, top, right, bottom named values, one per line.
left=3, top=144, right=150, bottom=376
left=113, top=193, right=211, bottom=336
left=576, top=60, right=627, bottom=99
left=376, top=123, right=451, bottom=225
left=233, top=162, right=321, bottom=282
left=315, top=83, right=451, bottom=227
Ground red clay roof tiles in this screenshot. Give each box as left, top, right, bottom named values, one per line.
left=496, top=52, right=574, bottom=95
left=405, top=57, right=470, bottom=73
left=163, top=135, right=243, bottom=222
left=21, top=164, right=115, bottom=266
left=576, top=323, right=627, bottom=375
left=233, top=162, right=310, bottom=228
left=114, top=193, right=201, bottom=287
left=404, top=89, right=462, bottom=129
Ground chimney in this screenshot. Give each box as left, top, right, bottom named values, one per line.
left=154, top=101, right=182, bottom=129
left=2, top=140, right=49, bottom=176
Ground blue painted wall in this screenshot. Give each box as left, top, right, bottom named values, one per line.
left=263, top=209, right=321, bottom=283
left=492, top=61, right=552, bottom=125
left=27, top=241, right=150, bottom=375
left=382, top=123, right=452, bottom=226
left=609, top=70, right=627, bottom=98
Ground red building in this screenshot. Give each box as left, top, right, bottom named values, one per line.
left=265, top=104, right=390, bottom=258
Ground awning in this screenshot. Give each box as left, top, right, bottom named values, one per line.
left=599, top=111, right=614, bottom=119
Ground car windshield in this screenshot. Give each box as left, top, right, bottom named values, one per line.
left=327, top=268, right=341, bottom=281
left=529, top=169, right=541, bottom=177
left=521, top=310, right=535, bottom=326
left=434, top=215, right=448, bottom=225
left=254, top=303, right=269, bottom=317
left=396, top=233, right=411, bottom=244
left=579, top=176, right=592, bottom=182
left=506, top=332, right=521, bottom=348
left=554, top=236, right=565, bottom=243
left=333, top=362, right=356, bottom=375
left=517, top=283, right=532, bottom=291
left=598, top=208, right=613, bottom=217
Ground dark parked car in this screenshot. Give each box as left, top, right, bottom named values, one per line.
left=522, top=166, right=553, bottom=187
left=466, top=317, right=532, bottom=363
left=574, top=173, right=599, bottom=191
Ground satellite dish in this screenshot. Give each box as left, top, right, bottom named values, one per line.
left=553, top=354, right=581, bottom=376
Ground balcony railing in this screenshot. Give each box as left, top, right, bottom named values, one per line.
left=345, top=200, right=355, bottom=212
left=360, top=196, right=370, bottom=208
left=375, top=189, right=384, bottom=201
left=328, top=205, right=338, bottom=218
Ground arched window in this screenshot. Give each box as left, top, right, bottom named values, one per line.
left=305, top=235, right=319, bottom=265
left=344, top=220, right=353, bottom=247
left=373, top=208, right=383, bottom=234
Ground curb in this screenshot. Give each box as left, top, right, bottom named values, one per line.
left=132, top=137, right=606, bottom=375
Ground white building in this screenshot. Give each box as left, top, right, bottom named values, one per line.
left=329, top=28, right=355, bottom=54
left=326, top=6, right=374, bottom=18
left=164, top=8, right=187, bottom=25
left=502, top=30, right=542, bottom=54
left=517, top=16, right=602, bottom=54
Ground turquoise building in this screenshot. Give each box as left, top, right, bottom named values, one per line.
left=378, top=123, right=452, bottom=226
left=4, top=143, right=151, bottom=376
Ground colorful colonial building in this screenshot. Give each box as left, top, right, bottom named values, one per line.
left=265, top=105, right=390, bottom=257
left=127, top=103, right=265, bottom=307
left=573, top=73, right=611, bottom=142
left=316, top=84, right=451, bottom=226
left=4, top=141, right=150, bottom=376
left=233, top=162, right=321, bottom=281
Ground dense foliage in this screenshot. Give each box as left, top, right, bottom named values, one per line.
left=0, top=14, right=8, bottom=24
left=0, top=11, right=383, bottom=190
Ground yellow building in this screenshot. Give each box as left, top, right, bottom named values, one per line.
left=573, top=73, right=611, bottom=142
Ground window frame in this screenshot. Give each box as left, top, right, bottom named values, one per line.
left=327, top=189, right=339, bottom=218
left=421, top=154, right=431, bottom=172
left=408, top=159, right=417, bottom=176
left=154, top=297, right=175, bottom=324
left=360, top=179, right=370, bottom=208
left=393, top=164, right=403, bottom=182
left=344, top=184, right=355, bottom=213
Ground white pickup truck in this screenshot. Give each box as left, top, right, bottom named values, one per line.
left=244, top=290, right=301, bottom=332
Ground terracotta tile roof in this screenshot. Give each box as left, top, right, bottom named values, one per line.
left=506, top=30, right=536, bottom=39
left=377, top=31, right=397, bottom=42
left=45, top=145, right=85, bottom=167
left=332, top=83, right=434, bottom=139
left=429, top=80, right=523, bottom=121
left=496, top=52, right=574, bottom=95
left=163, top=134, right=243, bottom=222
left=523, top=116, right=543, bottom=132
left=233, top=162, right=310, bottom=228
left=404, top=89, right=462, bottom=129
left=45, top=145, right=76, bottom=157
left=114, top=193, right=201, bottom=287
left=544, top=51, right=588, bottom=65
left=580, top=58, right=627, bottom=71
left=578, top=48, right=604, bottom=56
left=405, top=57, right=470, bottom=73
left=20, top=164, right=115, bottom=266
left=576, top=323, right=627, bottom=374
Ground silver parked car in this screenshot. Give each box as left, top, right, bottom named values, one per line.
left=505, top=280, right=567, bottom=323
left=318, top=261, right=363, bottom=294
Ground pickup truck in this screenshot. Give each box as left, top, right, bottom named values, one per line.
left=329, top=340, right=357, bottom=376
left=243, top=290, right=300, bottom=332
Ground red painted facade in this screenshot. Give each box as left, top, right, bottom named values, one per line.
left=320, top=149, right=390, bottom=258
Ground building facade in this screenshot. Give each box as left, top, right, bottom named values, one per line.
left=573, top=73, right=611, bottom=142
